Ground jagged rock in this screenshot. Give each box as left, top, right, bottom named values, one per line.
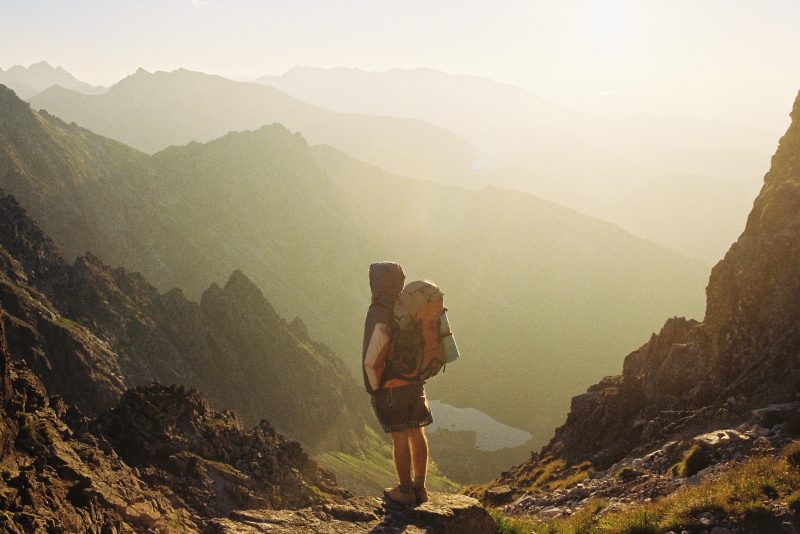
left=0, top=304, right=356, bottom=531
left=208, top=493, right=497, bottom=533
left=692, top=429, right=751, bottom=453
left=483, top=484, right=514, bottom=505
left=91, top=383, right=348, bottom=520
left=490, top=89, right=800, bottom=492
left=0, top=190, right=372, bottom=455
left=752, top=403, right=800, bottom=428
left=0, top=304, right=197, bottom=531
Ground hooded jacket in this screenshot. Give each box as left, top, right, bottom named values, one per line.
left=361, top=262, right=408, bottom=394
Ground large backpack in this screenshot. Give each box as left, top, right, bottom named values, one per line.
left=384, top=280, right=453, bottom=383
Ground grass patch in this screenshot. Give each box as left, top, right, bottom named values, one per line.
left=54, top=315, right=82, bottom=332
left=787, top=492, right=800, bottom=514
left=315, top=425, right=459, bottom=496
left=497, top=445, right=800, bottom=534
left=785, top=441, right=800, bottom=469
left=670, top=444, right=711, bottom=478
left=548, top=465, right=591, bottom=491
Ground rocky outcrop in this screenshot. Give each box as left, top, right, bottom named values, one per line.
left=487, top=90, right=800, bottom=497
left=208, top=493, right=497, bottom=534
left=0, top=303, right=197, bottom=531
left=91, top=383, right=348, bottom=520
left=0, top=304, right=493, bottom=532
left=0, top=303, right=356, bottom=532
left=0, top=190, right=372, bottom=453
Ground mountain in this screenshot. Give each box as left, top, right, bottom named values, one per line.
left=0, top=61, right=105, bottom=99
left=260, top=66, right=774, bottom=261
left=1, top=84, right=708, bottom=482
left=606, top=172, right=763, bottom=262
left=28, top=67, right=478, bottom=184
left=0, top=195, right=485, bottom=529
left=475, top=90, right=800, bottom=530
left=0, top=187, right=372, bottom=454
left=0, top=299, right=354, bottom=531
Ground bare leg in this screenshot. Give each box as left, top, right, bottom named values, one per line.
left=390, top=430, right=413, bottom=485
left=408, top=426, right=428, bottom=485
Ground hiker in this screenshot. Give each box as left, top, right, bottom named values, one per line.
left=362, top=262, right=432, bottom=505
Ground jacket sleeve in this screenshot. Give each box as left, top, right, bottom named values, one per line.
left=363, top=322, right=391, bottom=391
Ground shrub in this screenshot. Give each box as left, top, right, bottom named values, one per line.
left=740, top=501, right=778, bottom=530
left=617, top=466, right=639, bottom=480
left=672, top=444, right=712, bottom=478
left=788, top=493, right=800, bottom=514
left=785, top=441, right=800, bottom=469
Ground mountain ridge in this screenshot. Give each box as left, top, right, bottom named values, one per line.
left=2, top=83, right=708, bottom=482
left=475, top=89, right=800, bottom=529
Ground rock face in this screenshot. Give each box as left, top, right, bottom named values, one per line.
left=488, top=90, right=800, bottom=492
left=0, top=302, right=356, bottom=532
left=0, top=303, right=493, bottom=532
left=0, top=190, right=371, bottom=453
left=208, top=493, right=497, bottom=534
left=92, top=384, right=348, bottom=519
left=0, top=302, right=197, bottom=532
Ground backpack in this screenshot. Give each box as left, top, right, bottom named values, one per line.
left=384, top=280, right=457, bottom=383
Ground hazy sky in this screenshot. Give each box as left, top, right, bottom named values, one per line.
left=1, top=0, right=799, bottom=133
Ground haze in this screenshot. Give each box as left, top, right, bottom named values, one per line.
left=1, top=0, right=799, bottom=134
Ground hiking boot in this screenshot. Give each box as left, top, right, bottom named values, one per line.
left=414, top=486, right=429, bottom=504
left=384, top=484, right=416, bottom=506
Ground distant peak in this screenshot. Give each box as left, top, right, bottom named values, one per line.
left=29, top=60, right=54, bottom=70
left=224, top=269, right=258, bottom=292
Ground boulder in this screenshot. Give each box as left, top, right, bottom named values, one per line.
left=483, top=484, right=514, bottom=505
left=208, top=493, right=497, bottom=533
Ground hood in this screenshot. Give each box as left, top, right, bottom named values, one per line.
left=369, top=262, right=405, bottom=306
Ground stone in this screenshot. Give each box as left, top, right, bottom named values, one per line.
left=484, top=484, right=514, bottom=505
left=209, top=494, right=497, bottom=534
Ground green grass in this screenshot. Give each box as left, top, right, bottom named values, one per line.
left=315, top=425, right=460, bottom=496
left=785, top=441, right=800, bottom=469
left=54, top=315, right=82, bottom=332
left=491, top=444, right=800, bottom=534
left=670, top=443, right=711, bottom=478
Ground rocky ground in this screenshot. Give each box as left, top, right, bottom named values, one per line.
left=209, top=493, right=496, bottom=534
left=490, top=403, right=796, bottom=516
left=0, top=300, right=496, bottom=533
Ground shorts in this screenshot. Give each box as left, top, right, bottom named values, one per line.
left=370, top=382, right=433, bottom=433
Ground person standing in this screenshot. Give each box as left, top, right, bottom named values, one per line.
left=362, top=262, right=432, bottom=505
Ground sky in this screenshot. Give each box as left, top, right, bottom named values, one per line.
left=1, top=0, right=799, bottom=134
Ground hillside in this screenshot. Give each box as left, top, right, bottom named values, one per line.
left=0, top=298, right=353, bottom=531
left=476, top=90, right=800, bottom=531
left=1, top=84, right=708, bottom=482
left=261, top=66, right=773, bottom=262
left=0, top=190, right=372, bottom=454
left=28, top=67, right=476, bottom=183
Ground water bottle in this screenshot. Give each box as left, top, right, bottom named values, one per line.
left=440, top=309, right=460, bottom=363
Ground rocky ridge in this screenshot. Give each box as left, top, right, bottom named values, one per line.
left=1, top=82, right=710, bottom=460
left=0, top=189, right=371, bottom=453
left=0, top=300, right=496, bottom=532
left=477, top=90, right=800, bottom=527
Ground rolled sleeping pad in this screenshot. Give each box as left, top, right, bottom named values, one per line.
left=440, top=310, right=460, bottom=363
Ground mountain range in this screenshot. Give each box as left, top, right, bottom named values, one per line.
left=28, top=68, right=477, bottom=184
left=0, top=59, right=799, bottom=532
left=473, top=89, right=800, bottom=531
left=0, top=61, right=105, bottom=99
left=1, top=82, right=708, bottom=456
left=260, top=66, right=776, bottom=262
